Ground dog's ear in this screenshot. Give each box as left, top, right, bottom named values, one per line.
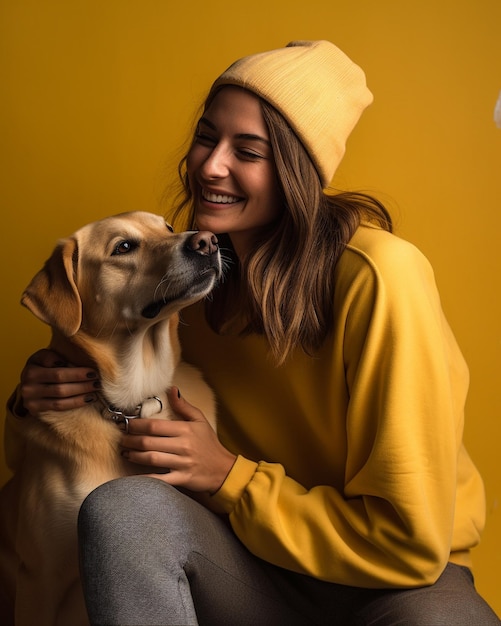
left=21, top=237, right=82, bottom=336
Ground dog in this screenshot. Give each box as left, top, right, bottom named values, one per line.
left=0, top=211, right=221, bottom=626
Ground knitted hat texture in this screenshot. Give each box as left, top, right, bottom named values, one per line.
left=210, top=40, right=373, bottom=187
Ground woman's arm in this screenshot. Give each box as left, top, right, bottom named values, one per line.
left=4, top=349, right=100, bottom=472
left=6, top=350, right=235, bottom=494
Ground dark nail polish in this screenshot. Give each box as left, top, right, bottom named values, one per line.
left=92, top=380, right=101, bottom=389
left=86, top=371, right=97, bottom=379
left=84, top=395, right=96, bottom=403
left=54, top=360, right=67, bottom=368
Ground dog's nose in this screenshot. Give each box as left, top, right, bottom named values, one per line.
left=187, top=231, right=219, bottom=256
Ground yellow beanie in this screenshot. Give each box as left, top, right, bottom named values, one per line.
left=210, top=40, right=373, bottom=188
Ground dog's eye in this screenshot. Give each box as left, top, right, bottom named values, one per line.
left=166, top=223, right=174, bottom=233
left=112, top=240, right=137, bottom=255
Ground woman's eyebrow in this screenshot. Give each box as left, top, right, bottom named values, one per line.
left=198, top=117, right=271, bottom=146
left=236, top=133, right=271, bottom=146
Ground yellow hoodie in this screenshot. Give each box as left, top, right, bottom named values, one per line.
left=179, top=224, right=485, bottom=588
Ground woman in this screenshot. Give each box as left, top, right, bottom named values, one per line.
left=6, top=41, right=499, bottom=624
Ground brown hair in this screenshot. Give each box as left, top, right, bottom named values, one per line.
left=170, top=92, right=392, bottom=365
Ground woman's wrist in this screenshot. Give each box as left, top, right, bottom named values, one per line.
left=209, top=452, right=238, bottom=496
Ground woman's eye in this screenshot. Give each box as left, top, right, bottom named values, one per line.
left=195, top=133, right=217, bottom=146
left=238, top=149, right=263, bottom=161
left=112, top=240, right=137, bottom=255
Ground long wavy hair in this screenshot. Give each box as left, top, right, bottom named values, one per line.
left=170, top=89, right=392, bottom=365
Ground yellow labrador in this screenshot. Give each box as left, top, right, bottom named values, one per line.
left=0, top=211, right=221, bottom=626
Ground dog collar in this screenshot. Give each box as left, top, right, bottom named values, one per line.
left=100, top=395, right=164, bottom=431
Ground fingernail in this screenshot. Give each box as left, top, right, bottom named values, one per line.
left=54, top=360, right=67, bottom=367
left=92, top=380, right=101, bottom=389
left=86, top=371, right=97, bottom=379
left=84, top=395, right=96, bottom=403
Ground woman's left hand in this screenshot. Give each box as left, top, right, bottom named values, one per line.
left=120, top=387, right=237, bottom=494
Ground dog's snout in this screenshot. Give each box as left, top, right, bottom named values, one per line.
left=187, top=231, right=219, bottom=256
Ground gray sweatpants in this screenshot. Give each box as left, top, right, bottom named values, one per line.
left=77, top=476, right=499, bottom=626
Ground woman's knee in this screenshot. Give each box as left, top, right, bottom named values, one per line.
left=78, top=476, right=232, bottom=561
left=78, top=477, right=207, bottom=559
left=80, top=476, right=181, bottom=520
left=79, top=477, right=173, bottom=534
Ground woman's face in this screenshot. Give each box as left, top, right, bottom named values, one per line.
left=186, top=86, right=282, bottom=257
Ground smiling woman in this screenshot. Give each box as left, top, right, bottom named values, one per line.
left=186, top=86, right=283, bottom=258
left=176, top=82, right=391, bottom=365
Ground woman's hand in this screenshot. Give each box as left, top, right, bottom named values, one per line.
left=19, top=349, right=100, bottom=417
left=121, top=387, right=237, bottom=494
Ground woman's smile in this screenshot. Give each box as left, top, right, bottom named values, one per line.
left=201, top=188, right=243, bottom=205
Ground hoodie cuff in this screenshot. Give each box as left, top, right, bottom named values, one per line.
left=209, top=455, right=258, bottom=514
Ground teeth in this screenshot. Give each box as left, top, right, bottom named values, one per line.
left=203, top=190, right=240, bottom=204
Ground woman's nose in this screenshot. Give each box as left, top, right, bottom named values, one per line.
left=199, top=146, right=229, bottom=179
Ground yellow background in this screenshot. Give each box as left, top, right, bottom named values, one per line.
left=1, top=0, right=499, bottom=613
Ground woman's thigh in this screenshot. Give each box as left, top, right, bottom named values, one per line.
left=78, top=476, right=309, bottom=625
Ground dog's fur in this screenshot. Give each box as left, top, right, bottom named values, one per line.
left=0, top=211, right=221, bottom=626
